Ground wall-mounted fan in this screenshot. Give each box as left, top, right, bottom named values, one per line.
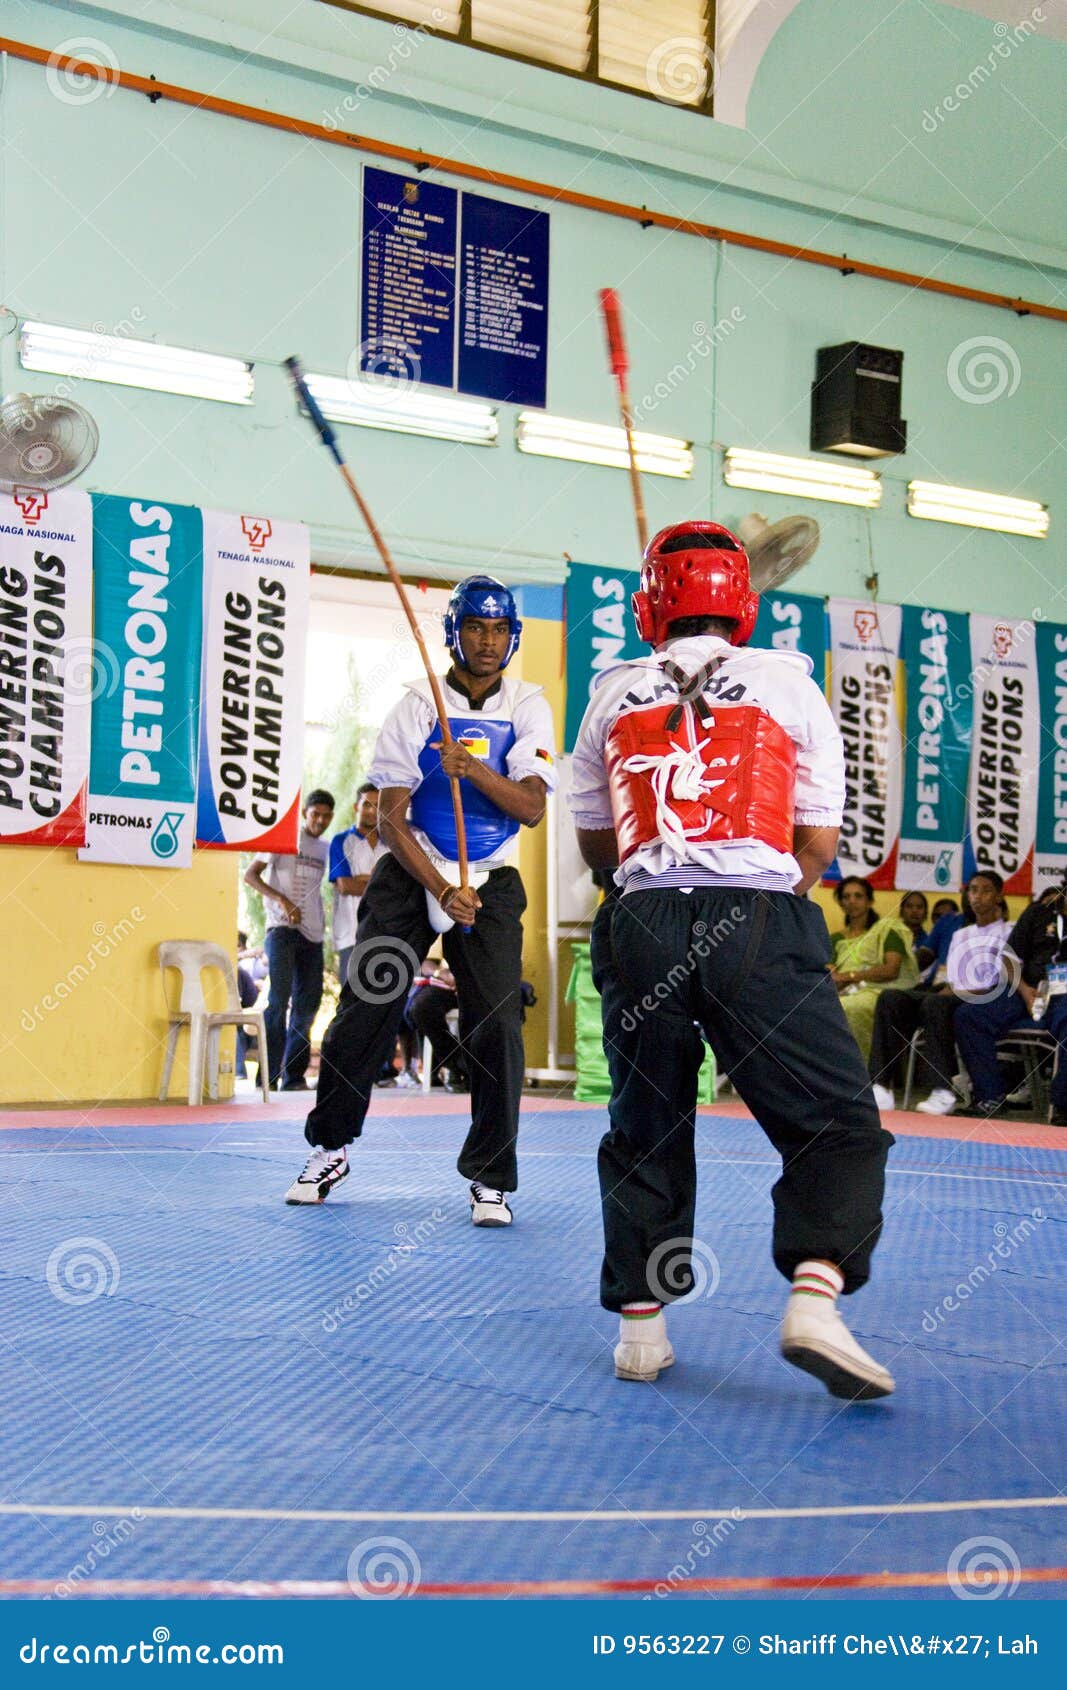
left=0, top=392, right=99, bottom=494
left=739, top=512, right=820, bottom=592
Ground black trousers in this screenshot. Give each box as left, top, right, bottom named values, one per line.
left=304, top=854, right=527, bottom=1189
left=590, top=888, right=891, bottom=1310
left=868, top=986, right=962, bottom=1091
left=407, top=984, right=465, bottom=1080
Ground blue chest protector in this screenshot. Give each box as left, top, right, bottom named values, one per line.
left=412, top=715, right=519, bottom=861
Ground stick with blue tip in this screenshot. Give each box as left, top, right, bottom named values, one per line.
left=283, top=355, right=469, bottom=897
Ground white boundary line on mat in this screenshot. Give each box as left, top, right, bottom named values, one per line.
left=1, top=1496, right=1065, bottom=1526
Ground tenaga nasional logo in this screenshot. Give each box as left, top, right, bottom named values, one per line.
left=13, top=487, right=48, bottom=525
left=853, top=606, right=880, bottom=645
left=240, top=515, right=272, bottom=552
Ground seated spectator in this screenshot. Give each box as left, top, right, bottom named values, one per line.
left=871, top=873, right=1009, bottom=1114
left=955, top=878, right=1067, bottom=1123
left=931, top=897, right=960, bottom=924
left=407, top=961, right=468, bottom=1091
left=898, top=891, right=929, bottom=956
left=829, top=877, right=919, bottom=1062
left=916, top=900, right=967, bottom=985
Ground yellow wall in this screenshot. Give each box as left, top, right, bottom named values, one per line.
left=516, top=614, right=568, bottom=1071
left=2, top=848, right=239, bottom=1106
left=809, top=883, right=1030, bottom=940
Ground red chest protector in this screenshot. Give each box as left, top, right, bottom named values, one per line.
left=605, top=696, right=797, bottom=863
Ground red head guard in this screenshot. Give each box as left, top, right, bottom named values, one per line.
left=632, top=521, right=759, bottom=649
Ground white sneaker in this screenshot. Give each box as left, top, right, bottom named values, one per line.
left=469, top=1183, right=512, bottom=1227
left=780, top=1294, right=894, bottom=1400
left=1006, top=1081, right=1032, bottom=1107
left=916, top=1087, right=957, bottom=1115
left=871, top=1083, right=895, bottom=1112
left=614, top=1311, right=675, bottom=1383
left=394, top=1068, right=421, bottom=1090
left=284, top=1146, right=349, bottom=1205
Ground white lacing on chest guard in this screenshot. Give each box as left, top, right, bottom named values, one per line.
left=621, top=720, right=732, bottom=863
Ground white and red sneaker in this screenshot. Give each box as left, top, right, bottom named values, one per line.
left=284, top=1146, right=349, bottom=1205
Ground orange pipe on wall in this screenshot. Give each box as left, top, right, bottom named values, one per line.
left=2, top=35, right=1065, bottom=325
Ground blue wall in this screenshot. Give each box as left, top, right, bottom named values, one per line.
left=1, top=0, right=1063, bottom=616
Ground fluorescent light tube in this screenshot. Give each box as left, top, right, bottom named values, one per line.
left=517, top=412, right=693, bottom=478
left=304, top=373, right=497, bottom=446
left=907, top=480, right=1047, bottom=539
left=19, top=320, right=253, bottom=405
left=724, top=447, right=881, bottom=508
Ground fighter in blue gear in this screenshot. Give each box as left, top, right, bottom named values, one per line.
left=287, top=576, right=557, bottom=1227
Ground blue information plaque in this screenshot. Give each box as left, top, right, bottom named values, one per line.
left=360, top=167, right=458, bottom=390
left=458, top=191, right=549, bottom=407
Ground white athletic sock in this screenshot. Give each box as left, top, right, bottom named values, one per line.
left=621, top=1301, right=663, bottom=1321
left=790, top=1260, right=844, bottom=1303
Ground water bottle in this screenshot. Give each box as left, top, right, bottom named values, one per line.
left=1031, top=979, right=1050, bottom=1022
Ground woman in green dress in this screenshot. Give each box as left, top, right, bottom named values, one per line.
left=829, top=877, right=919, bottom=1063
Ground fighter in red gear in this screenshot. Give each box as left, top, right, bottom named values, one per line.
left=569, top=522, right=895, bottom=1401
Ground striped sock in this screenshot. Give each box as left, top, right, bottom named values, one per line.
left=791, top=1260, right=844, bottom=1302
left=621, top=1301, right=662, bottom=1320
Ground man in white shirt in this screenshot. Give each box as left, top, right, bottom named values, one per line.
left=285, top=577, right=556, bottom=1226
left=570, top=522, right=893, bottom=1402
left=330, top=783, right=388, bottom=988
left=244, top=789, right=334, bottom=1091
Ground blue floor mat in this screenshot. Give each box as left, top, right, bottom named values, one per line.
left=1, top=1110, right=1065, bottom=1598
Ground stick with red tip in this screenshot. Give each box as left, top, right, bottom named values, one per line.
left=598, top=287, right=649, bottom=559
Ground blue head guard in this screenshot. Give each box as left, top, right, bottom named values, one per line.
left=443, top=575, right=522, bottom=670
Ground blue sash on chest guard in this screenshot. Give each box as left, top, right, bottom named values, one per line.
left=412, top=715, right=520, bottom=860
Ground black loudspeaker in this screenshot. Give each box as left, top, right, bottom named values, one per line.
left=810, top=342, right=906, bottom=458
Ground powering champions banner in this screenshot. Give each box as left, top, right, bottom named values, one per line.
left=0, top=489, right=93, bottom=847
left=963, top=616, right=1040, bottom=894
left=195, top=510, right=309, bottom=853
left=828, top=599, right=903, bottom=889
left=1035, top=621, right=1067, bottom=895
left=80, top=496, right=204, bottom=868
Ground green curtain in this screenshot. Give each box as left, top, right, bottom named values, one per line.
left=565, top=941, right=716, bottom=1104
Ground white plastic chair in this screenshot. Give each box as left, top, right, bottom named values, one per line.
left=158, top=941, right=270, bottom=1105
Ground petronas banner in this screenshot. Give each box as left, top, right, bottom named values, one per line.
left=79, top=495, right=203, bottom=868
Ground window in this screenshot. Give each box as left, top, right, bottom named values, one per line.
left=319, top=2, right=717, bottom=112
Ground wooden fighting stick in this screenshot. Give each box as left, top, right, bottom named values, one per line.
left=283, top=356, right=469, bottom=893
left=599, top=287, right=649, bottom=559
